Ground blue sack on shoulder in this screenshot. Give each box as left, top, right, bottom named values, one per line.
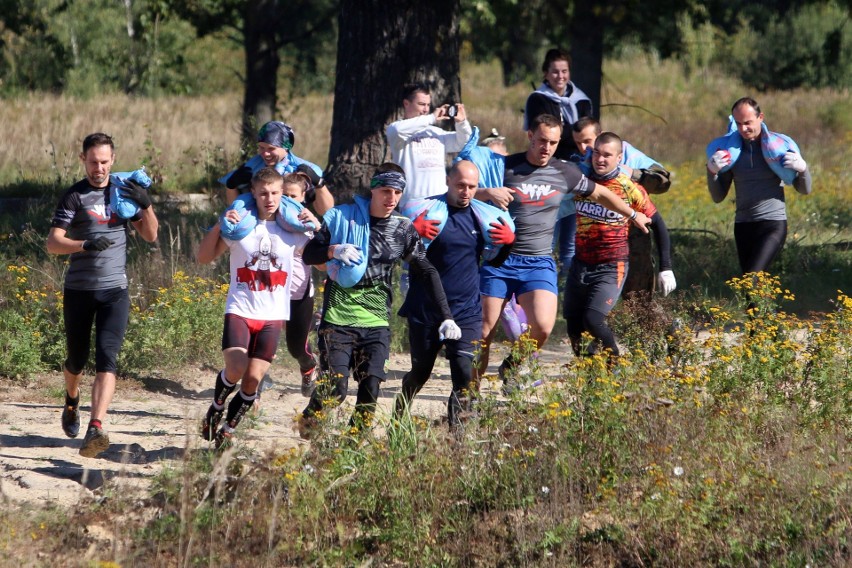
left=109, top=168, right=152, bottom=219
left=276, top=195, right=318, bottom=233
left=220, top=193, right=258, bottom=241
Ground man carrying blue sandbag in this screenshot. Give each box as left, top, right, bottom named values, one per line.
left=394, top=160, right=514, bottom=429
left=46, top=132, right=159, bottom=458
left=221, top=120, right=334, bottom=216
left=297, top=163, right=458, bottom=435
left=706, top=97, right=812, bottom=276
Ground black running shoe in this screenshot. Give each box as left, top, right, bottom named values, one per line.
left=200, top=405, right=224, bottom=441
left=61, top=403, right=80, bottom=438
left=300, top=365, right=319, bottom=398
left=214, top=425, right=235, bottom=449
left=79, top=425, right=109, bottom=458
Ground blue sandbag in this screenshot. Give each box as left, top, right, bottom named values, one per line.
left=220, top=193, right=258, bottom=241
left=276, top=195, right=318, bottom=233
left=109, top=168, right=152, bottom=219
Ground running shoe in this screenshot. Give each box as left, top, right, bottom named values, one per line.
left=200, top=405, right=224, bottom=441
left=79, top=425, right=110, bottom=458
left=214, top=424, right=235, bottom=449
left=61, top=403, right=80, bottom=438
left=301, top=365, right=319, bottom=398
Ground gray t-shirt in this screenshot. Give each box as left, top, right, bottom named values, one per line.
left=51, top=179, right=138, bottom=291
left=708, top=139, right=813, bottom=223
left=503, top=153, right=593, bottom=255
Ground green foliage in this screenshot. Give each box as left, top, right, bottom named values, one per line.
left=120, top=271, right=227, bottom=371
left=0, top=264, right=65, bottom=377
left=718, top=1, right=852, bottom=89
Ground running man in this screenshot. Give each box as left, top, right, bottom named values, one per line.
left=47, top=132, right=159, bottom=457
left=396, top=161, right=514, bottom=427
left=299, top=163, right=458, bottom=432
left=278, top=173, right=322, bottom=396
left=197, top=167, right=315, bottom=447
left=706, top=97, right=812, bottom=275
left=571, top=116, right=676, bottom=295
left=478, top=115, right=651, bottom=391
left=565, top=132, right=668, bottom=359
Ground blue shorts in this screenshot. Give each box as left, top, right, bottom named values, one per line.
left=480, top=254, right=558, bottom=298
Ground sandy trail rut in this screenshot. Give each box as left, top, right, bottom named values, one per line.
left=0, top=344, right=567, bottom=508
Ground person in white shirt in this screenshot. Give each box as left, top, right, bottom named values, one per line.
left=386, top=83, right=473, bottom=210
left=196, top=167, right=315, bottom=448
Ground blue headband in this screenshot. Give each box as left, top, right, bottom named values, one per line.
left=257, top=121, right=294, bottom=150
left=370, top=171, right=406, bottom=192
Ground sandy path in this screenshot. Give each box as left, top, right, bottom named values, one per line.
left=0, top=343, right=564, bottom=508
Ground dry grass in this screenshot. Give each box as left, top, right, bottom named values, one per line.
left=1, top=54, right=848, bottom=190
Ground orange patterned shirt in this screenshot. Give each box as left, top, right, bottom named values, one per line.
left=574, top=174, right=657, bottom=265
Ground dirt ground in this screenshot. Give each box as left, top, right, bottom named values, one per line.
left=0, top=342, right=567, bottom=509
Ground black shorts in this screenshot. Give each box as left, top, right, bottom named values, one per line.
left=63, top=287, right=130, bottom=375
left=318, top=324, right=390, bottom=383
left=222, top=313, right=284, bottom=363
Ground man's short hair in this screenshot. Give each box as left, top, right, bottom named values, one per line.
left=596, top=131, right=623, bottom=152
left=541, top=48, right=571, bottom=73
left=252, top=167, right=284, bottom=186
left=281, top=173, right=308, bottom=192
left=529, top=113, right=563, bottom=132
left=732, top=97, right=761, bottom=116
left=402, top=83, right=430, bottom=102
left=572, top=116, right=601, bottom=135
left=82, top=133, right=114, bottom=154
left=375, top=162, right=405, bottom=176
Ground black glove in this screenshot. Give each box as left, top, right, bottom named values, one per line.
left=120, top=179, right=153, bottom=209
left=225, top=164, right=253, bottom=189
left=295, top=164, right=324, bottom=189
left=83, top=236, right=114, bottom=251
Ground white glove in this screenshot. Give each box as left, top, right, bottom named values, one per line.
left=707, top=150, right=731, bottom=175
left=657, top=270, right=677, bottom=297
left=438, top=319, right=462, bottom=341
left=782, top=151, right=807, bottom=173
left=331, top=244, right=362, bottom=266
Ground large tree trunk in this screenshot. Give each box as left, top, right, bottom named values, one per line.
left=569, top=2, right=603, bottom=118
left=241, top=1, right=280, bottom=142
left=326, top=0, right=461, bottom=202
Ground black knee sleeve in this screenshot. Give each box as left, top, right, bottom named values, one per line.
left=213, top=369, right=237, bottom=409
left=224, top=389, right=257, bottom=429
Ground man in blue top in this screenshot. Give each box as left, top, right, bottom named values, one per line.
left=395, top=160, right=514, bottom=428
left=47, top=132, right=159, bottom=458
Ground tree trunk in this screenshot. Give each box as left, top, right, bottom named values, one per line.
left=242, top=1, right=280, bottom=143
left=569, top=2, right=604, bottom=118
left=622, top=227, right=656, bottom=296
left=326, top=0, right=461, bottom=202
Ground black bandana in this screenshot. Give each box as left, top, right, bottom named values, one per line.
left=370, top=171, right=406, bottom=192
left=257, top=121, right=294, bottom=150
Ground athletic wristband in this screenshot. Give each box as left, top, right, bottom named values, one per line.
left=629, top=210, right=637, bottom=221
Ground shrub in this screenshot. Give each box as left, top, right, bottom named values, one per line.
left=720, top=1, right=852, bottom=90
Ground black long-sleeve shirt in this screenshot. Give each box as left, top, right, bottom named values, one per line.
left=303, top=213, right=452, bottom=327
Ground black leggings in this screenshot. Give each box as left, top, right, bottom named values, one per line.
left=63, top=287, right=130, bottom=374
left=399, top=318, right=479, bottom=417
left=734, top=220, right=787, bottom=274
left=286, top=291, right=316, bottom=371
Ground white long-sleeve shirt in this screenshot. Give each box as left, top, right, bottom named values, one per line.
left=386, top=114, right=472, bottom=209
